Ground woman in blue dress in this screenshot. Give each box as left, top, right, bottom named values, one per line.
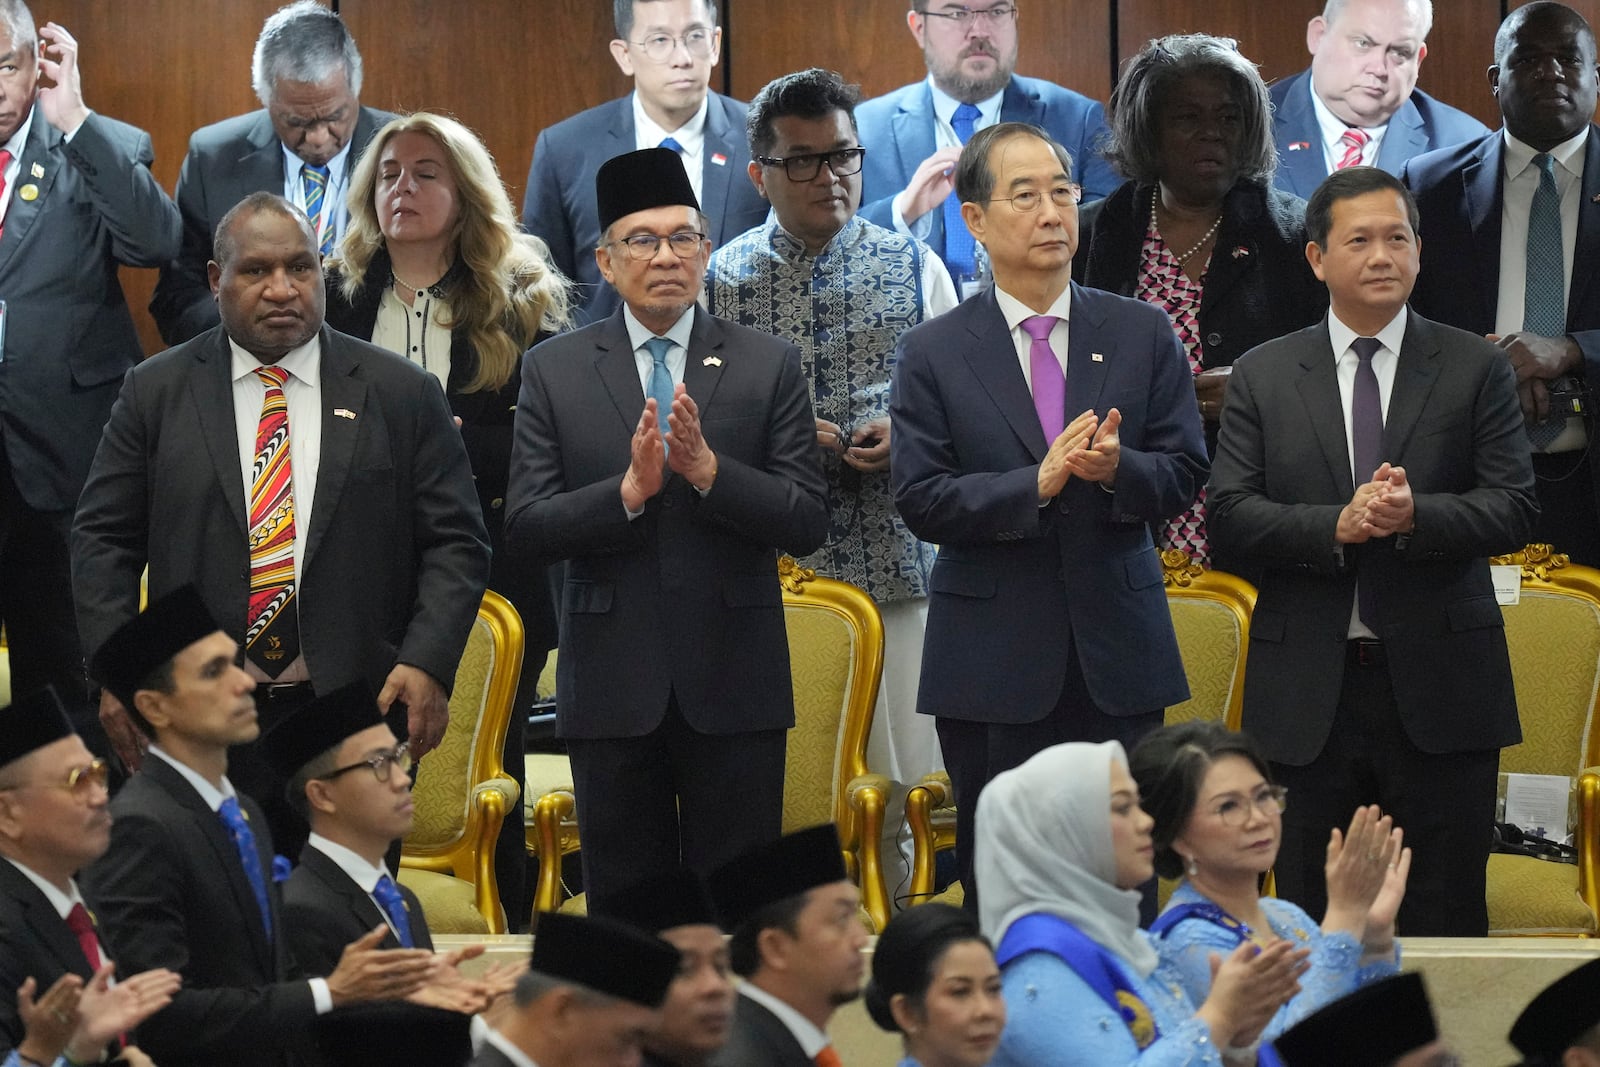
left=865, top=903, right=1004, bottom=1067
left=1129, top=723, right=1407, bottom=1043
left=977, top=741, right=1308, bottom=1066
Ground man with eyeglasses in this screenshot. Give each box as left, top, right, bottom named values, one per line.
left=855, top=1, right=1119, bottom=291
left=706, top=68, right=956, bottom=895
left=0, top=686, right=180, bottom=1063
left=890, top=122, right=1208, bottom=915
left=80, top=585, right=452, bottom=1067
left=522, top=0, right=767, bottom=324
left=506, top=147, right=827, bottom=904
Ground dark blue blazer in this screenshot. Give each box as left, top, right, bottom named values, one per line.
left=855, top=75, right=1119, bottom=272
left=1269, top=69, right=1489, bottom=199
left=520, top=93, right=770, bottom=325
left=889, top=284, right=1207, bottom=723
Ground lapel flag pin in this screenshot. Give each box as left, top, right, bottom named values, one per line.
left=28, top=162, right=42, bottom=178
left=703, top=355, right=723, bottom=367
left=711, top=153, right=728, bottom=167
left=1288, top=141, right=1311, bottom=152
left=1592, top=193, right=1600, bottom=203
left=18, top=184, right=38, bottom=201
left=1091, top=353, right=1104, bottom=363
left=334, top=407, right=356, bottom=420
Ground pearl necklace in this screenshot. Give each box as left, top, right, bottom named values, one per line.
left=1151, top=189, right=1222, bottom=265
left=390, top=269, right=448, bottom=299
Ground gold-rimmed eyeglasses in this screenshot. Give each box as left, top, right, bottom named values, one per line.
left=631, top=28, right=716, bottom=63
left=0, top=758, right=111, bottom=798
left=1208, top=785, right=1289, bottom=827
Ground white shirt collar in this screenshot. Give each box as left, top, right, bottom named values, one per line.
left=146, top=744, right=238, bottom=813
left=228, top=333, right=322, bottom=387
left=305, top=833, right=393, bottom=894
left=926, top=75, right=1005, bottom=130
left=1327, top=305, right=1408, bottom=362
left=1503, top=126, right=1589, bottom=181
left=737, top=983, right=830, bottom=1058
left=1, top=856, right=84, bottom=920
left=2, top=104, right=34, bottom=160
left=994, top=283, right=1073, bottom=332
left=1309, top=80, right=1390, bottom=145
left=480, top=1028, right=540, bottom=1067
left=279, top=138, right=354, bottom=187
left=633, top=90, right=710, bottom=155
left=623, top=304, right=696, bottom=355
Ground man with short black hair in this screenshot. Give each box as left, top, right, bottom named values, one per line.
left=521, top=0, right=767, bottom=323
left=151, top=0, right=395, bottom=344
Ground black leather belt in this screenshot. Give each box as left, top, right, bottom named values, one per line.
left=1346, top=639, right=1386, bottom=668
left=253, top=681, right=315, bottom=711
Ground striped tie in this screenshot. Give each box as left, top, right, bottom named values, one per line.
left=1335, top=128, right=1368, bottom=170
left=1525, top=153, right=1570, bottom=449
left=301, top=163, right=334, bottom=256
left=246, top=366, right=300, bottom=675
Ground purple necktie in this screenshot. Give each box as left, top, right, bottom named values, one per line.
left=1351, top=336, right=1384, bottom=630
left=1022, top=315, right=1065, bottom=444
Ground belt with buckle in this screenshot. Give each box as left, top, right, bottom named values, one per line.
left=1346, top=639, right=1386, bottom=668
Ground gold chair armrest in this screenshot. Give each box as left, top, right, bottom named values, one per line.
left=531, top=790, right=577, bottom=916
left=906, top=772, right=955, bottom=904
left=1577, top=771, right=1600, bottom=922
left=847, top=773, right=893, bottom=932
left=468, top=776, right=517, bottom=934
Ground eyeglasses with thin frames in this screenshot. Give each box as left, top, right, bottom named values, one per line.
left=755, top=147, right=867, bottom=183
left=919, top=3, right=1018, bottom=28
left=0, top=758, right=111, bottom=798
left=317, top=743, right=412, bottom=784
left=1208, top=785, right=1289, bottom=827
left=987, top=183, right=1082, bottom=213
left=610, top=231, right=708, bottom=261
left=630, top=28, right=715, bottom=63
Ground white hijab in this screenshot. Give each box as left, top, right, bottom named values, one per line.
left=974, top=740, right=1160, bottom=977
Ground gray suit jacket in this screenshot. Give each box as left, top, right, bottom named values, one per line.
left=71, top=325, right=489, bottom=695
left=706, top=995, right=812, bottom=1067
left=150, top=106, right=395, bottom=345
left=0, top=105, right=179, bottom=510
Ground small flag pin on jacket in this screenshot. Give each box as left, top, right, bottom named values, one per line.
left=334, top=407, right=356, bottom=420
left=703, top=355, right=723, bottom=367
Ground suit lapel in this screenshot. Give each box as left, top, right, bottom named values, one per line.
left=701, top=97, right=737, bottom=245
left=230, top=113, right=286, bottom=215
left=1276, top=77, right=1327, bottom=198
left=961, top=292, right=1049, bottom=460
left=1462, top=137, right=1504, bottom=330
left=682, top=306, right=728, bottom=413
left=1296, top=320, right=1356, bottom=499
left=1385, top=314, right=1442, bottom=461
left=0, top=863, right=94, bottom=980
left=191, top=332, right=250, bottom=537
left=593, top=311, right=648, bottom=433
left=1063, top=284, right=1112, bottom=421
left=998, top=76, right=1045, bottom=125
left=1201, top=186, right=1262, bottom=316
left=301, top=848, right=395, bottom=948
left=0, top=106, right=61, bottom=265
left=1374, top=99, right=1427, bottom=173
left=607, top=98, right=635, bottom=163
left=1569, top=127, right=1600, bottom=328
left=305, top=329, right=369, bottom=573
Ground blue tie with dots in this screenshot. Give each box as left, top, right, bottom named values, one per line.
left=218, top=797, right=273, bottom=941
left=372, top=874, right=415, bottom=948
left=645, top=336, right=675, bottom=456
left=1525, top=153, right=1569, bottom=449
left=942, top=103, right=982, bottom=277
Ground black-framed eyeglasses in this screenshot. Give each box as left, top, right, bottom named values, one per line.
left=919, top=3, right=1018, bottom=28
left=0, top=758, right=111, bottom=798
left=1208, top=785, right=1289, bottom=827
left=988, top=183, right=1081, bottom=213
left=756, top=147, right=867, bottom=183
left=610, top=231, right=708, bottom=261
left=631, top=28, right=716, bottom=62
left=318, top=743, right=412, bottom=784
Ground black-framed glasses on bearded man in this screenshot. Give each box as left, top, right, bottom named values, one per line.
left=919, top=4, right=1019, bottom=28
left=317, top=743, right=412, bottom=784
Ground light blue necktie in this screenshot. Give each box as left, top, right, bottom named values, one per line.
left=942, top=103, right=982, bottom=277
left=644, top=336, right=675, bottom=456
left=1525, top=153, right=1569, bottom=449
left=218, top=796, right=273, bottom=941
left=372, top=874, right=415, bottom=948
left=659, top=136, right=684, bottom=154
left=301, top=163, right=334, bottom=257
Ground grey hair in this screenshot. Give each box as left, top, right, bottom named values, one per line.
left=0, top=0, right=35, bottom=59
left=1104, top=34, right=1277, bottom=186
left=251, top=0, right=363, bottom=106
left=1322, top=0, right=1434, bottom=42
left=953, top=122, right=1073, bottom=207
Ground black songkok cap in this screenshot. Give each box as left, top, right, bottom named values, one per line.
left=0, top=686, right=74, bottom=770
left=595, top=147, right=700, bottom=234
left=260, top=680, right=385, bottom=780
left=1274, top=972, right=1438, bottom=1067
left=706, top=823, right=847, bottom=930
left=1510, top=956, right=1600, bottom=1060
left=531, top=911, right=681, bottom=1008
left=91, top=585, right=222, bottom=709
left=588, top=868, right=721, bottom=934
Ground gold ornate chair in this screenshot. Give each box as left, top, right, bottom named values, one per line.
left=522, top=655, right=578, bottom=915
left=902, top=549, right=1256, bottom=908
left=1485, top=545, right=1600, bottom=936
left=398, top=589, right=524, bottom=934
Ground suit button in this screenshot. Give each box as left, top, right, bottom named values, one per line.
left=491, top=497, right=504, bottom=510
left=1206, top=332, right=1223, bottom=348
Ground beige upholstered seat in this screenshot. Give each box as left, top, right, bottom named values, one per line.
left=398, top=590, right=524, bottom=933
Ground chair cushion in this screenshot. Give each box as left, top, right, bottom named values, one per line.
left=407, top=617, right=498, bottom=851
left=1486, top=853, right=1597, bottom=935
left=395, top=868, right=490, bottom=935
left=1165, top=598, right=1242, bottom=726
left=523, top=754, right=575, bottom=818
left=558, top=892, right=588, bottom=916
left=783, top=604, right=855, bottom=830
left=1500, top=589, right=1600, bottom=777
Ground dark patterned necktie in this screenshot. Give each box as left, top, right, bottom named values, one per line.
left=1351, top=337, right=1384, bottom=631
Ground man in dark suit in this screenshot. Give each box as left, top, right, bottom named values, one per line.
left=520, top=0, right=768, bottom=324
left=505, top=148, right=827, bottom=903
left=81, top=587, right=446, bottom=1067
left=1270, top=0, right=1488, bottom=199
left=0, top=687, right=178, bottom=1062
left=1209, top=166, right=1536, bottom=936
left=72, top=192, right=490, bottom=860
left=705, top=825, right=865, bottom=1067
left=889, top=122, right=1208, bottom=907
left=150, top=0, right=394, bottom=345
left=854, top=1, right=1118, bottom=287
left=473, top=912, right=678, bottom=1067
left=0, top=4, right=180, bottom=749
left=1403, top=2, right=1600, bottom=566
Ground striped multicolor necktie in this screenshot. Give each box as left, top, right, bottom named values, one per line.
left=246, top=366, right=300, bottom=675
left=1335, top=128, right=1368, bottom=170
left=301, top=163, right=334, bottom=256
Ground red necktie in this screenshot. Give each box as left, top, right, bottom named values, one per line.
left=66, top=902, right=105, bottom=970
left=0, top=148, right=15, bottom=239
left=815, top=1048, right=844, bottom=1067
left=1335, top=128, right=1368, bottom=170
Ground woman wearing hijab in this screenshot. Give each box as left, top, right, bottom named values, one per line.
left=976, top=741, right=1306, bottom=1066
left=1129, top=723, right=1406, bottom=1042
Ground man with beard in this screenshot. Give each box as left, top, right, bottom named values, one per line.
left=855, top=1, right=1118, bottom=288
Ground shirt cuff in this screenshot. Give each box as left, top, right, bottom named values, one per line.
left=309, top=977, right=333, bottom=1015
left=892, top=191, right=934, bottom=240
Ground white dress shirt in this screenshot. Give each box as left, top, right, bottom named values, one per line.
left=303, top=833, right=406, bottom=942
left=624, top=303, right=693, bottom=395
left=1309, top=81, right=1389, bottom=171
left=479, top=1028, right=540, bottom=1067
left=634, top=91, right=710, bottom=205
left=892, top=76, right=1005, bottom=238
left=994, top=284, right=1071, bottom=392
left=737, top=982, right=830, bottom=1058
left=280, top=140, right=354, bottom=253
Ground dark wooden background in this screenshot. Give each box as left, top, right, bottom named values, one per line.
left=41, top=0, right=1599, bottom=354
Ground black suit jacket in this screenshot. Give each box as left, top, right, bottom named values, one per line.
left=705, top=995, right=812, bottom=1067
left=1208, top=313, right=1537, bottom=764
left=82, top=756, right=316, bottom=1067
left=282, top=844, right=433, bottom=976
left=504, top=306, right=828, bottom=739
left=71, top=325, right=490, bottom=697
left=0, top=862, right=99, bottom=1055
left=150, top=106, right=395, bottom=345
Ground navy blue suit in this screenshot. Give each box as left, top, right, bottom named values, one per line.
left=855, top=76, right=1118, bottom=274
left=1269, top=70, right=1489, bottom=199
left=520, top=94, right=770, bottom=325
left=890, top=283, right=1207, bottom=901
